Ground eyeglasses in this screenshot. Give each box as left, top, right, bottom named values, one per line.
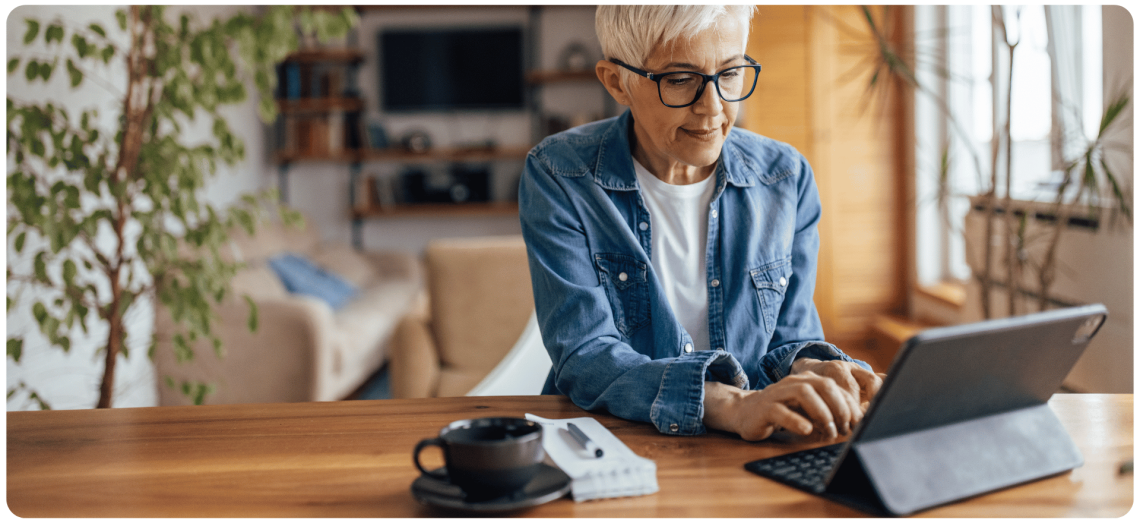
left=609, top=56, right=762, bottom=108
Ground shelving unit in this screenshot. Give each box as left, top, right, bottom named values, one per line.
left=273, top=6, right=608, bottom=249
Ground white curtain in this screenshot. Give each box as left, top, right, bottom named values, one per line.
left=1044, top=5, right=1086, bottom=170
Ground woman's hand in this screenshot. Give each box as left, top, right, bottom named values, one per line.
left=791, top=357, right=885, bottom=410
left=702, top=374, right=862, bottom=442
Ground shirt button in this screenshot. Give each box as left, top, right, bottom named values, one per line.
left=639, top=221, right=649, bottom=231
left=683, top=343, right=693, bottom=353
left=710, top=209, right=718, bottom=218
left=670, top=423, right=679, bottom=432
left=618, top=272, right=628, bottom=282
left=779, top=276, right=788, bottom=287
left=710, top=279, right=720, bottom=288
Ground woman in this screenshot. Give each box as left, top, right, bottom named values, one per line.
left=519, top=5, right=883, bottom=441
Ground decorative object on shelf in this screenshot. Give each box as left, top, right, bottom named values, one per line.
left=367, top=122, right=390, bottom=150
left=397, top=167, right=490, bottom=205
left=558, top=41, right=594, bottom=71
left=401, top=130, right=433, bottom=154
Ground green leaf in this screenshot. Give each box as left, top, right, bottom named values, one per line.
left=72, top=34, right=89, bottom=58
left=66, top=59, right=82, bottom=87
left=45, top=24, right=64, bottom=44
left=8, top=58, right=19, bottom=74
left=33, top=252, right=49, bottom=283
left=28, top=391, right=51, bottom=410
left=32, top=302, right=47, bottom=326
left=1099, top=93, right=1130, bottom=138
left=38, top=61, right=53, bottom=81
left=24, top=19, right=40, bottom=44
left=7, top=338, right=24, bottom=363
left=101, top=45, right=115, bottom=64
left=14, top=232, right=26, bottom=253
left=88, top=23, right=106, bottom=37
left=24, top=60, right=38, bottom=81
left=244, top=295, right=258, bottom=332
left=62, top=259, right=77, bottom=286
left=116, top=10, right=127, bottom=31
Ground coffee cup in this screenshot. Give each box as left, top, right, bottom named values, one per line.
left=413, top=417, right=545, bottom=500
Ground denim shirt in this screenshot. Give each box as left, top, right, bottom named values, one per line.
left=519, top=110, right=869, bottom=436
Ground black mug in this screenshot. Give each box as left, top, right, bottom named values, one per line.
left=413, top=417, right=545, bottom=500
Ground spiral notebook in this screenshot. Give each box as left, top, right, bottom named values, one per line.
left=524, top=414, right=658, bottom=502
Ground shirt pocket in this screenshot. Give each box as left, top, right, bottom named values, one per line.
left=594, top=253, right=650, bottom=338
left=749, top=259, right=792, bottom=335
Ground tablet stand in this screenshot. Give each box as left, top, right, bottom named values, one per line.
left=825, top=403, right=1082, bottom=516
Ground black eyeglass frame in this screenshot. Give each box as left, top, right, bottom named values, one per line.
left=609, top=55, right=762, bottom=108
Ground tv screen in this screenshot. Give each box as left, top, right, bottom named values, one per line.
left=380, top=28, right=525, bottom=111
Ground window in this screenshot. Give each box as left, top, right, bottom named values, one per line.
left=913, top=5, right=1105, bottom=287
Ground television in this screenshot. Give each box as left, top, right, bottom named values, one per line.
left=379, top=27, right=525, bottom=112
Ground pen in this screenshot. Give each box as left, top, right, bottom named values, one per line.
left=567, top=422, right=604, bottom=458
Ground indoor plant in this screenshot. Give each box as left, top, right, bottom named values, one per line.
left=6, top=6, right=356, bottom=408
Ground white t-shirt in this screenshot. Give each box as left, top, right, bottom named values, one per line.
left=632, top=158, right=716, bottom=352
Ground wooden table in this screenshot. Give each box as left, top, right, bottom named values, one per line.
left=6, top=394, right=1132, bottom=517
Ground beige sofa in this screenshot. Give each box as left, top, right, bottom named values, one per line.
left=153, top=218, right=423, bottom=405
left=388, top=236, right=536, bottom=398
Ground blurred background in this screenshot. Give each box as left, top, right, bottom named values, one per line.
left=6, top=5, right=1133, bottom=410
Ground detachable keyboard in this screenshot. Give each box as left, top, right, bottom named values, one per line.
left=744, top=443, right=845, bottom=494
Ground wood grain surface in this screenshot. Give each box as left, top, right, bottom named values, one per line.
left=6, top=394, right=1132, bottom=517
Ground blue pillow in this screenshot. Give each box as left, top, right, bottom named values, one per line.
left=267, top=253, right=358, bottom=310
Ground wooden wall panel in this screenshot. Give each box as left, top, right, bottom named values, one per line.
left=743, top=5, right=908, bottom=360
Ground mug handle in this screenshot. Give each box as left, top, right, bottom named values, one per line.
left=413, top=438, right=449, bottom=480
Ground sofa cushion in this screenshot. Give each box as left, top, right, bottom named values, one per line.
left=268, top=253, right=358, bottom=310
left=426, top=236, right=534, bottom=378
left=309, top=243, right=377, bottom=288
left=230, top=264, right=290, bottom=300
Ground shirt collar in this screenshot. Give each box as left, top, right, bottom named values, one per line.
left=593, top=109, right=757, bottom=191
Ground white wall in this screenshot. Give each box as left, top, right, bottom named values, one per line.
left=279, top=6, right=606, bottom=255
left=6, top=5, right=270, bottom=410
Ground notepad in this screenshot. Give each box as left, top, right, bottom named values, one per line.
left=524, top=414, right=659, bottom=502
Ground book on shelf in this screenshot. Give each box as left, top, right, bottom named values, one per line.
left=328, top=110, right=344, bottom=155
left=285, top=63, right=302, bottom=99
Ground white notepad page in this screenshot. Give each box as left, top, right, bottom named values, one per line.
left=525, top=414, right=659, bottom=502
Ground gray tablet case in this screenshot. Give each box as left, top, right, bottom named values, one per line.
left=790, top=304, right=1105, bottom=516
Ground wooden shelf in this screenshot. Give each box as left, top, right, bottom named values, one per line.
left=352, top=201, right=519, bottom=219
left=283, top=49, right=364, bottom=64
left=277, top=97, right=363, bottom=113
left=276, top=145, right=532, bottom=165
left=527, top=69, right=598, bottom=84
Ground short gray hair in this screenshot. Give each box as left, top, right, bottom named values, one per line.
left=595, top=5, right=756, bottom=85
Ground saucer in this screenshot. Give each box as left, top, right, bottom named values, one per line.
left=411, top=463, right=572, bottom=513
